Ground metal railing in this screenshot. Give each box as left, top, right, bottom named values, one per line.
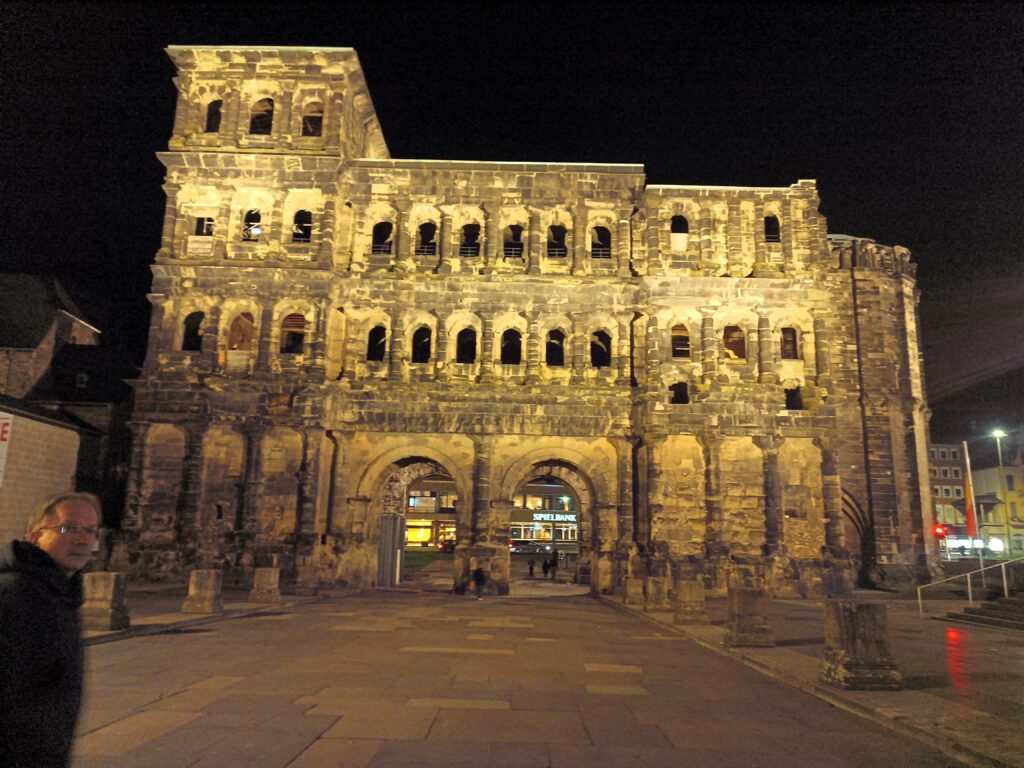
left=917, top=555, right=1024, bottom=618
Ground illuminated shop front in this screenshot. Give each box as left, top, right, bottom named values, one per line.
left=404, top=479, right=457, bottom=548
left=510, top=480, right=578, bottom=552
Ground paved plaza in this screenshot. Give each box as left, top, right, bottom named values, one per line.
left=67, top=560, right=1024, bottom=768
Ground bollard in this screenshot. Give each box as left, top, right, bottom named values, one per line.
left=725, top=586, right=774, bottom=647
left=181, top=569, right=224, bottom=614
left=624, top=577, right=645, bottom=606
left=820, top=601, right=903, bottom=690
left=81, top=572, right=130, bottom=630
left=644, top=576, right=669, bottom=612
left=248, top=567, right=281, bottom=603
left=673, top=579, right=710, bottom=625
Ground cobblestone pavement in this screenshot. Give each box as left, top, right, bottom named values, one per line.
left=73, top=579, right=976, bottom=768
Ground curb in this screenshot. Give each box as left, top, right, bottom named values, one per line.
left=595, top=595, right=1015, bottom=768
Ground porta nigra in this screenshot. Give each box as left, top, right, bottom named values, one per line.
left=120, top=46, right=939, bottom=597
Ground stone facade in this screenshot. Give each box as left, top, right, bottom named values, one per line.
left=122, top=46, right=938, bottom=594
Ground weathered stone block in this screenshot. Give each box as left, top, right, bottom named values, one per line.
left=725, top=586, right=774, bottom=647
left=819, top=601, right=903, bottom=690
left=248, top=567, right=281, bottom=603
left=181, top=569, right=223, bottom=613
left=623, top=577, right=645, bottom=606
left=643, top=576, right=669, bottom=611
left=672, top=579, right=709, bottom=625
left=81, top=572, right=130, bottom=630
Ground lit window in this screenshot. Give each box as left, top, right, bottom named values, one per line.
left=242, top=210, right=262, bottom=241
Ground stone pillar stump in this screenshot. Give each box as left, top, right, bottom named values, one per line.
left=673, top=579, right=710, bottom=625
left=643, top=576, right=669, bottom=612
left=249, top=567, right=281, bottom=603
left=623, top=577, right=644, bottom=606
left=81, top=572, right=130, bottom=630
left=181, top=569, right=223, bottom=613
left=820, top=601, right=903, bottom=690
left=725, top=586, right=774, bottom=647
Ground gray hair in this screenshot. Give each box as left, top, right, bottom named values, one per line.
left=25, top=491, right=102, bottom=537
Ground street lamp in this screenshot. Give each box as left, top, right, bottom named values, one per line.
left=993, top=429, right=1010, bottom=558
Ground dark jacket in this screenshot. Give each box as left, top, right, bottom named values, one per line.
left=0, top=539, right=85, bottom=768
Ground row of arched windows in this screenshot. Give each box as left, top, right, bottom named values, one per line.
left=668, top=215, right=780, bottom=244
left=365, top=326, right=613, bottom=368
left=667, top=324, right=801, bottom=361
left=370, top=222, right=614, bottom=259
left=192, top=210, right=313, bottom=243
left=181, top=311, right=310, bottom=355
left=203, top=99, right=324, bottom=137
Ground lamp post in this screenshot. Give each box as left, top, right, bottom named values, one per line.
left=993, top=429, right=1010, bottom=559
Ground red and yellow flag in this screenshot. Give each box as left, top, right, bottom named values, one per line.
left=962, top=441, right=977, bottom=538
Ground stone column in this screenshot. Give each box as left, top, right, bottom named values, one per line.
left=394, top=204, right=413, bottom=273
left=267, top=192, right=287, bottom=257
left=82, top=572, right=130, bottom=630
left=820, top=602, right=903, bottom=690
left=122, top=422, right=149, bottom=531
left=780, top=198, right=797, bottom=273
left=317, top=199, right=337, bottom=266
left=479, top=316, right=496, bottom=383
left=214, top=197, right=232, bottom=259
left=158, top=184, right=180, bottom=256
left=274, top=84, right=294, bottom=145
left=700, top=307, right=717, bottom=384
left=323, top=83, right=344, bottom=152
left=306, top=299, right=328, bottom=375
left=616, top=215, right=632, bottom=277
left=223, top=80, right=243, bottom=147
left=142, top=294, right=168, bottom=376
left=699, top=434, right=725, bottom=564
left=254, top=306, right=275, bottom=373
left=817, top=437, right=844, bottom=551
left=434, top=312, right=450, bottom=382
left=170, top=77, right=190, bottom=143
left=725, top=585, right=774, bottom=647
left=757, top=312, right=776, bottom=384
left=437, top=211, right=453, bottom=273
left=645, top=312, right=662, bottom=390
left=569, top=312, right=586, bottom=384
left=754, top=435, right=784, bottom=556
left=616, top=313, right=632, bottom=385
left=753, top=202, right=767, bottom=267
left=698, top=206, right=715, bottom=270
left=615, top=438, right=635, bottom=549
left=483, top=203, right=499, bottom=272
left=387, top=310, right=404, bottom=380
left=249, top=567, right=281, bottom=603
left=726, top=199, right=745, bottom=275
left=813, top=310, right=832, bottom=387
left=525, top=311, right=541, bottom=384
left=642, top=434, right=666, bottom=550
left=349, top=202, right=368, bottom=273
left=644, top=576, right=669, bottom=611
left=471, top=436, right=494, bottom=546
left=199, top=303, right=221, bottom=372
left=571, top=202, right=587, bottom=275
left=180, top=424, right=205, bottom=542
left=182, top=569, right=224, bottom=613
left=645, top=206, right=662, bottom=275
left=296, top=427, right=323, bottom=535
left=673, top=579, right=710, bottom=625
left=239, top=422, right=264, bottom=536
left=527, top=209, right=541, bottom=275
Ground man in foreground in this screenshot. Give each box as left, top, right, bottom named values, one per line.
left=0, top=491, right=102, bottom=768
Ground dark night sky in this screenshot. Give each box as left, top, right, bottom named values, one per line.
left=2, top=3, right=1022, bottom=446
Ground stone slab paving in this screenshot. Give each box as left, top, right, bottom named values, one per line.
left=70, top=588, right=974, bottom=768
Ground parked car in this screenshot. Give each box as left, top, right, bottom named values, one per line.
left=509, top=540, right=553, bottom=554
left=437, top=539, right=456, bottom=553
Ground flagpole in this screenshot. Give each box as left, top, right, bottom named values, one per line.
left=963, top=440, right=985, bottom=586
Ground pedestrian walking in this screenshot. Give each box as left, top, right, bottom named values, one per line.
left=1, top=491, right=102, bottom=768
left=549, top=553, right=559, bottom=581
left=542, top=558, right=550, bottom=578
left=472, top=565, right=487, bottom=599
left=527, top=557, right=536, bottom=578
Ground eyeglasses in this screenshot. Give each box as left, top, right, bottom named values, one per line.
left=36, top=524, right=102, bottom=538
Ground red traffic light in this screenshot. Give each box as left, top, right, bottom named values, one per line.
left=933, top=524, right=948, bottom=539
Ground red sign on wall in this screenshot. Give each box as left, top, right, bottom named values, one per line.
left=0, top=412, right=12, bottom=488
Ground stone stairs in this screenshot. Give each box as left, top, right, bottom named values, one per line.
left=946, top=594, right=1024, bottom=631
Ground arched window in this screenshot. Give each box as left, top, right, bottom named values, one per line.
left=764, top=215, right=781, bottom=243
left=416, top=222, right=437, bottom=256
left=242, top=209, right=262, bottom=241
left=503, top=225, right=524, bottom=259
left=670, top=215, right=689, bottom=251
left=366, top=325, right=387, bottom=361
left=460, top=224, right=480, bottom=258
left=500, top=329, right=522, bottom=365
left=591, top=226, right=612, bottom=258
left=671, top=324, right=691, bottom=358
left=546, top=330, right=565, bottom=367
left=723, top=326, right=746, bottom=359
left=590, top=330, right=612, bottom=367
left=280, top=313, right=307, bottom=354
left=301, top=101, right=323, bottom=137
left=228, top=312, right=255, bottom=350
left=669, top=382, right=690, bottom=405
left=371, top=222, right=393, bottom=254
left=204, top=100, right=222, bottom=133
left=411, top=327, right=432, bottom=363
left=249, top=98, right=274, bottom=135
left=456, top=328, right=477, bottom=364
left=292, top=210, right=312, bottom=243
left=182, top=311, right=204, bottom=352
left=547, top=225, right=568, bottom=258
left=781, top=327, right=800, bottom=359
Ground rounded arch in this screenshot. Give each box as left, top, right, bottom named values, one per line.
left=497, top=447, right=611, bottom=504
left=355, top=444, right=473, bottom=506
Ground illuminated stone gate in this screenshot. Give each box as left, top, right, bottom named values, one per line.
left=119, top=46, right=939, bottom=595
